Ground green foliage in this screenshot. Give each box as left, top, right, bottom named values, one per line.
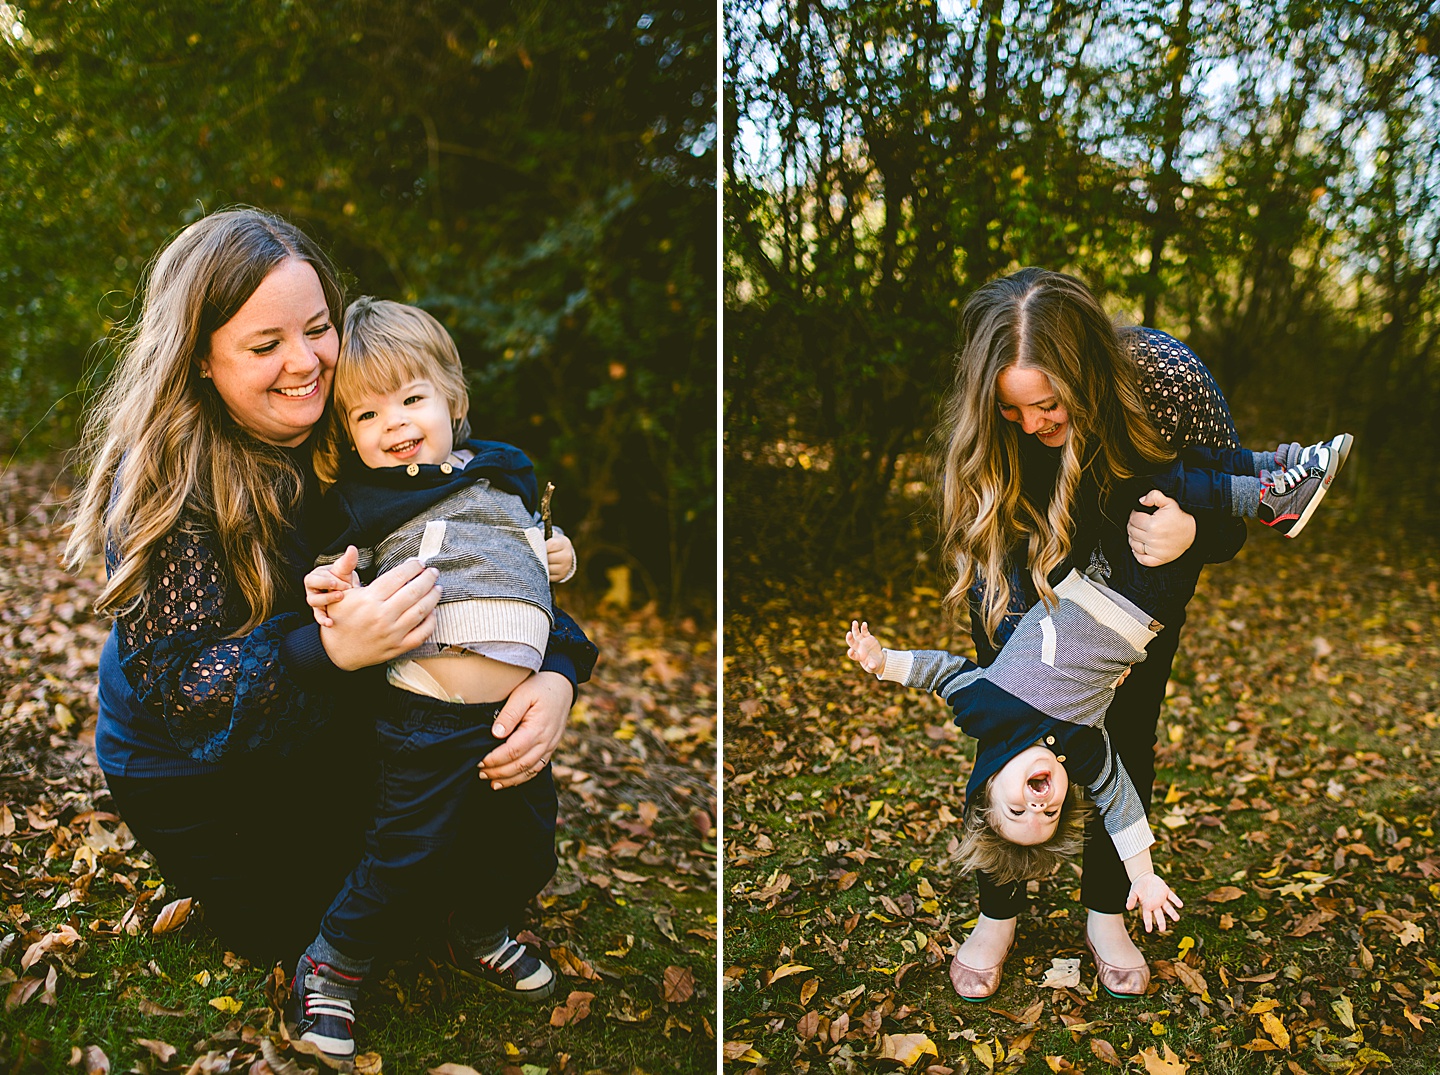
left=726, top=0, right=1440, bottom=573
left=0, top=0, right=715, bottom=608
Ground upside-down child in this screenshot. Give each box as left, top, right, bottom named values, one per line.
left=845, top=569, right=1183, bottom=932
left=290, top=297, right=598, bottom=1059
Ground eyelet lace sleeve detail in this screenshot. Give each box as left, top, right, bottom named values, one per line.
left=113, top=523, right=328, bottom=763
left=1124, top=328, right=1240, bottom=450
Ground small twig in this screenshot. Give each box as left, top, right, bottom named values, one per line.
left=541, top=481, right=555, bottom=540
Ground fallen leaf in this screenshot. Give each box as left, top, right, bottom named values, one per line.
left=80, top=1045, right=110, bottom=1075
left=20, top=923, right=82, bottom=971
left=151, top=897, right=193, bottom=935
left=1203, top=886, right=1245, bottom=903
left=1139, top=1042, right=1187, bottom=1075
left=133, top=1041, right=177, bottom=1063
left=207, top=996, right=242, bottom=1014
left=353, top=1054, right=383, bottom=1075
left=1090, top=1037, right=1122, bottom=1067
left=1045, top=1058, right=1082, bottom=1074
left=768, top=962, right=811, bottom=984
left=662, top=965, right=694, bottom=1003
left=136, top=998, right=188, bottom=1017
left=1332, top=994, right=1356, bottom=1031
left=796, top=1010, right=820, bottom=1041
left=1259, top=1011, right=1290, bottom=1048
left=548, top=990, right=596, bottom=1027
left=799, top=978, right=818, bottom=1006
left=5, top=976, right=44, bottom=1011
left=880, top=1034, right=938, bottom=1065
left=550, top=946, right=601, bottom=980
left=1041, top=957, right=1081, bottom=989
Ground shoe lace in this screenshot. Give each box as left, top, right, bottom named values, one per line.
left=301, top=974, right=357, bottom=1022
left=1266, top=463, right=1312, bottom=494
left=480, top=939, right=528, bottom=976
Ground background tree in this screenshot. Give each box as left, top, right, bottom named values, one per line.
left=726, top=0, right=1439, bottom=579
left=0, top=0, right=716, bottom=610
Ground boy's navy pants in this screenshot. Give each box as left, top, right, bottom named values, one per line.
left=317, top=686, right=558, bottom=964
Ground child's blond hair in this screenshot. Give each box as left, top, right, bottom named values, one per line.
left=315, top=296, right=471, bottom=486
left=954, top=777, right=1094, bottom=885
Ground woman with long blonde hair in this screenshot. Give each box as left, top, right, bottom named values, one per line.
left=935, top=268, right=1247, bottom=999
left=66, top=207, right=595, bottom=963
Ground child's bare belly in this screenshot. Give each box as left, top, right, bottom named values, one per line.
left=414, top=653, right=531, bottom=704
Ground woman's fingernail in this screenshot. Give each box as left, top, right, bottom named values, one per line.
left=491, top=781, right=503, bottom=790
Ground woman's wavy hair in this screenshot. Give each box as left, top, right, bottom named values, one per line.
left=313, top=297, right=472, bottom=488
left=65, top=207, right=345, bottom=634
left=937, top=268, right=1174, bottom=644
left=954, top=776, right=1094, bottom=885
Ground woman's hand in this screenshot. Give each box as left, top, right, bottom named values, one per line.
left=478, top=671, right=573, bottom=789
left=318, top=547, right=441, bottom=670
left=1127, top=490, right=1197, bottom=567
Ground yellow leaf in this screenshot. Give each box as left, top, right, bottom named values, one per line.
left=1139, top=1043, right=1188, bottom=1074
left=907, top=858, right=924, bottom=873
left=193, top=970, right=210, bottom=986
left=1248, top=997, right=1279, bottom=1014
left=207, top=996, right=241, bottom=1014
left=504, top=1042, right=520, bottom=1057
left=1176, top=936, right=1195, bottom=959
left=1163, top=783, right=1181, bottom=805
left=1259, top=1011, right=1289, bottom=1048
left=880, top=1034, right=938, bottom=1065
left=769, top=963, right=812, bottom=983
left=1151, top=1021, right=1167, bottom=1034
left=972, top=1040, right=995, bottom=1069
left=868, top=801, right=884, bottom=820
left=1333, top=994, right=1357, bottom=1031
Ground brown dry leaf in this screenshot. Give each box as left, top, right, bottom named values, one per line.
left=353, top=1053, right=383, bottom=1075
left=0, top=804, right=13, bottom=836
left=836, top=870, right=860, bottom=891
left=80, top=1045, right=110, bottom=1075
left=550, top=946, right=601, bottom=981
left=1139, top=1043, right=1187, bottom=1075
left=5, top=976, right=45, bottom=1011
left=799, top=978, right=819, bottom=1006
left=662, top=965, right=694, bottom=1003
left=20, top=923, right=83, bottom=971
left=1045, top=1058, right=1082, bottom=1074
left=1171, top=961, right=1207, bottom=997
left=881, top=1034, right=938, bottom=1066
left=1203, top=886, right=1245, bottom=903
left=796, top=1010, right=820, bottom=1041
left=1089, top=1038, right=1121, bottom=1068
left=133, top=1040, right=177, bottom=1063
left=136, top=998, right=188, bottom=1017
left=151, top=897, right=193, bottom=935
left=39, top=964, right=58, bottom=1007
left=549, top=990, right=596, bottom=1027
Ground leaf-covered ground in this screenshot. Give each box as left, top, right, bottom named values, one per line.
left=723, top=492, right=1440, bottom=1074
left=0, top=462, right=717, bottom=1075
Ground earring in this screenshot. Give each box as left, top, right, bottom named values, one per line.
left=199, top=369, right=212, bottom=379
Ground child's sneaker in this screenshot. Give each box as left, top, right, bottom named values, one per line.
left=1257, top=448, right=1338, bottom=537
left=290, top=956, right=361, bottom=1059
left=446, top=930, right=557, bottom=1002
left=1289, top=433, right=1353, bottom=473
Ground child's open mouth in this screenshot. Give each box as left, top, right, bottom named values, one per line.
left=1026, top=771, right=1052, bottom=798
left=387, top=439, right=421, bottom=457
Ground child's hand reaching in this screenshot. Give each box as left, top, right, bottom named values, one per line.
left=846, top=620, right=886, bottom=676
left=1126, top=873, right=1183, bottom=933
left=546, top=534, right=576, bottom=582
left=305, top=547, right=362, bottom=628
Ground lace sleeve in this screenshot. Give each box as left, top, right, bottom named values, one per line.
left=113, top=524, right=336, bottom=763
left=1125, top=329, right=1240, bottom=450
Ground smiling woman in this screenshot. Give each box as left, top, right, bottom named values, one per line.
left=200, top=258, right=339, bottom=447
left=61, top=209, right=597, bottom=1026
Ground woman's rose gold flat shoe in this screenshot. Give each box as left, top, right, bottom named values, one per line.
left=949, top=944, right=1009, bottom=1001
left=1084, top=936, right=1150, bottom=999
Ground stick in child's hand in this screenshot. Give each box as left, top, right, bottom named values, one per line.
left=541, top=481, right=555, bottom=541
